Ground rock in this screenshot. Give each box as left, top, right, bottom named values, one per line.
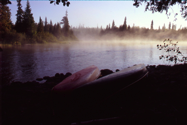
left=43, top=76, right=50, bottom=80
left=60, top=73, right=64, bottom=77
left=36, top=78, right=43, bottom=81
left=0, top=47, right=3, bottom=52
left=116, top=69, right=120, bottom=72
left=11, top=81, right=23, bottom=86
left=65, top=72, right=72, bottom=78
left=100, top=69, right=114, bottom=77
left=55, top=73, right=60, bottom=77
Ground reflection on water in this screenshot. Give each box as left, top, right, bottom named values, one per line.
left=1, top=41, right=187, bottom=84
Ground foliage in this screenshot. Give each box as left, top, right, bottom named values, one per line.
left=44, top=17, right=49, bottom=32
left=133, top=0, right=187, bottom=20
left=14, top=0, right=23, bottom=33
left=151, top=20, right=153, bottom=30
left=49, top=0, right=70, bottom=6
left=0, top=0, right=77, bottom=44
left=157, top=39, right=187, bottom=64
left=37, top=17, right=44, bottom=33
left=22, top=0, right=35, bottom=37
left=0, top=3, right=12, bottom=35
left=61, top=11, right=70, bottom=37
left=32, top=32, right=58, bottom=43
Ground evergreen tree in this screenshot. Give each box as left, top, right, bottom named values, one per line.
left=168, top=22, right=171, bottom=30
left=49, top=20, right=53, bottom=33
left=53, top=23, right=56, bottom=35
left=0, top=3, right=12, bottom=38
left=162, top=24, right=166, bottom=31
left=112, top=20, right=115, bottom=29
left=172, top=24, right=176, bottom=30
left=151, top=20, right=153, bottom=30
left=106, top=25, right=108, bottom=30
left=123, top=17, right=127, bottom=30
left=22, top=0, right=35, bottom=36
left=54, top=23, right=61, bottom=37
left=37, top=16, right=44, bottom=33
left=44, top=17, right=49, bottom=32
left=60, top=10, right=70, bottom=37
left=128, top=25, right=130, bottom=30
left=15, top=0, right=23, bottom=33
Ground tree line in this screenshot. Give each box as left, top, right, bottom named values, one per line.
left=99, top=17, right=187, bottom=41
left=0, top=0, right=77, bottom=45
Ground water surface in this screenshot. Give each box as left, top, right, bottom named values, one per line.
left=1, top=40, right=187, bottom=84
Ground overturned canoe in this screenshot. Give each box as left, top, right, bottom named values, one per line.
left=52, top=65, right=100, bottom=94
left=72, top=64, right=148, bottom=101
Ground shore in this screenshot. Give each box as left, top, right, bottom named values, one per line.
left=2, top=64, right=187, bottom=125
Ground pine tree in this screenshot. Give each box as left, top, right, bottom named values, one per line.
left=44, top=17, right=49, bottom=32
left=172, top=24, right=176, bottom=30
left=106, top=25, right=108, bottom=30
left=49, top=20, right=53, bottom=33
left=37, top=17, right=44, bottom=33
left=15, top=0, right=23, bottom=33
left=0, top=3, right=12, bottom=34
left=55, top=23, right=61, bottom=37
left=151, top=20, right=153, bottom=30
left=162, top=24, right=166, bottom=31
left=22, top=0, right=35, bottom=36
left=158, top=26, right=160, bottom=31
left=60, top=10, right=70, bottom=37
left=123, top=17, right=127, bottom=30
left=128, top=25, right=130, bottom=30
left=112, top=20, right=115, bottom=29
left=53, top=23, right=56, bottom=35
left=168, top=22, right=171, bottom=30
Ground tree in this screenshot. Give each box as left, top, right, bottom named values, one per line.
left=123, top=17, right=127, bottom=30
left=106, top=25, right=108, bottom=30
left=168, top=22, right=171, bottom=30
left=0, top=3, right=12, bottom=35
left=54, top=23, right=61, bottom=37
left=60, top=10, right=70, bottom=37
left=112, top=20, right=115, bottom=29
left=44, top=17, right=49, bottom=32
left=22, top=0, right=35, bottom=36
left=37, top=17, right=44, bottom=33
left=150, top=20, right=153, bottom=30
left=172, top=24, right=176, bottom=30
left=128, top=25, right=131, bottom=30
left=49, top=20, right=53, bottom=33
left=162, top=23, right=166, bottom=31
left=15, top=0, right=24, bottom=33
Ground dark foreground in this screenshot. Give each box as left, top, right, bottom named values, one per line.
left=2, top=64, right=187, bottom=125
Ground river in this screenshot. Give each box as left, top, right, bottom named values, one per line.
left=1, top=40, right=187, bottom=84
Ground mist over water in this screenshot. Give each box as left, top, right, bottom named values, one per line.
left=2, top=39, right=187, bottom=84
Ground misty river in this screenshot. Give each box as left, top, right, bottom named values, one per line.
left=1, top=40, right=187, bottom=84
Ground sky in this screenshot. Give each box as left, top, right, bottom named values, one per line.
left=8, top=0, right=187, bottom=29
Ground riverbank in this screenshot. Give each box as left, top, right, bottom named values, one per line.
left=2, top=64, right=187, bottom=125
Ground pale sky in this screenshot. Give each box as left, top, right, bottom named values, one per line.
left=8, top=0, right=187, bottom=29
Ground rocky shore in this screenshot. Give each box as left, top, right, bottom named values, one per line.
left=2, top=64, right=187, bottom=125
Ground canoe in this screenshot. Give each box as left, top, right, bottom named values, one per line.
left=72, top=64, right=148, bottom=101
left=52, top=65, right=100, bottom=94
left=52, top=64, right=148, bottom=123
left=67, top=64, right=148, bottom=121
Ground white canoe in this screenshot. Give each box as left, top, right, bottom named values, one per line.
left=71, top=64, right=148, bottom=103
left=52, top=65, right=101, bottom=94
